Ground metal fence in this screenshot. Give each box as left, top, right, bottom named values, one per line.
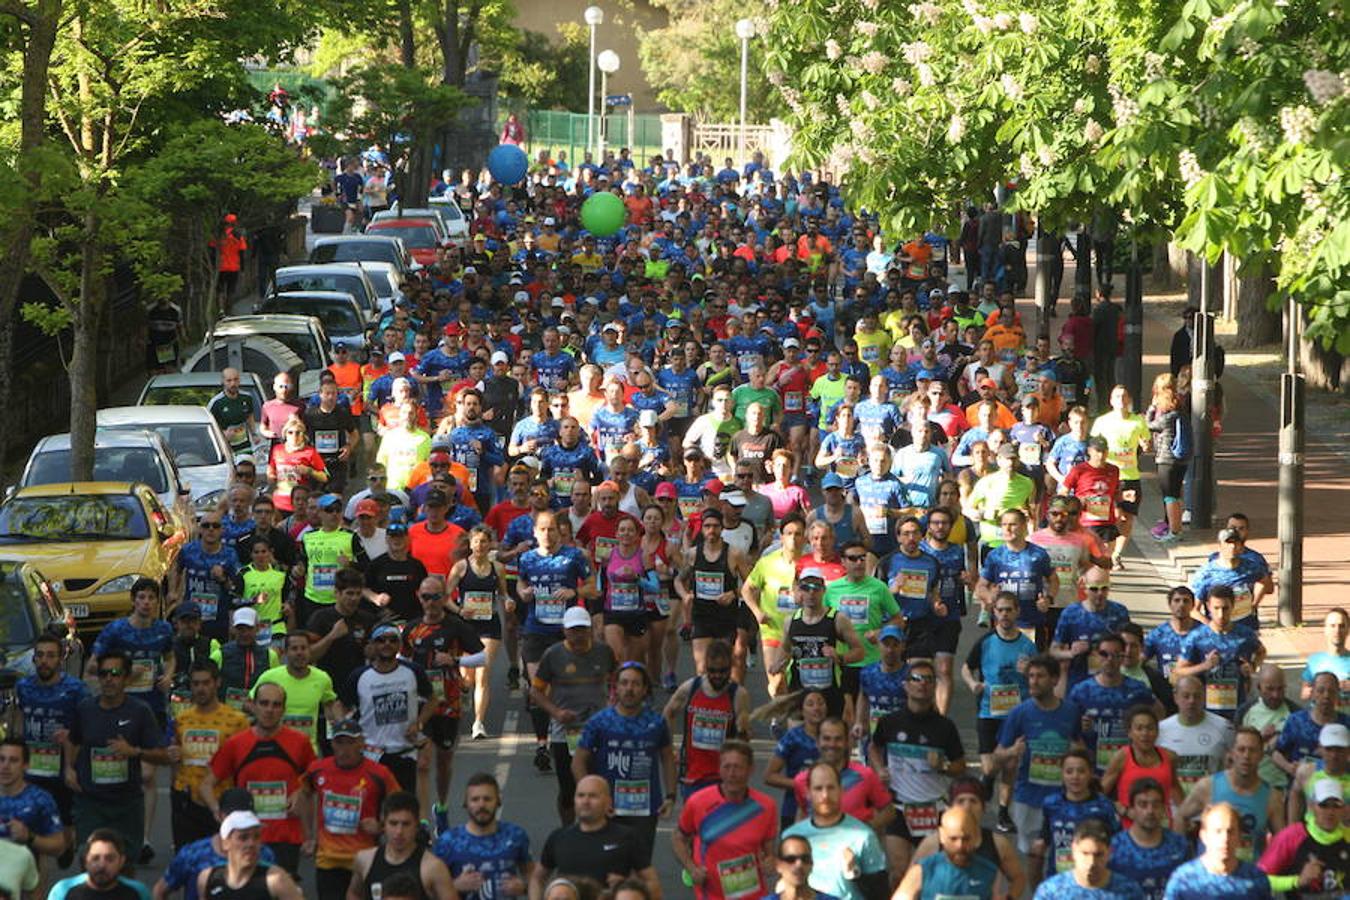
left=523, top=109, right=665, bottom=166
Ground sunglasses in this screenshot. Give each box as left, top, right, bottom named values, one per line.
left=844, top=554, right=866, bottom=562
left=98, top=668, right=125, bottom=678
left=420, top=593, right=444, bottom=601
left=1085, top=585, right=1108, bottom=592
left=781, top=854, right=813, bottom=865
left=705, top=666, right=731, bottom=675
left=199, top=522, right=221, bottom=529
left=908, top=673, right=935, bottom=683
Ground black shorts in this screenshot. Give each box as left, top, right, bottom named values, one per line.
left=907, top=617, right=962, bottom=657
left=976, top=717, right=1005, bottom=755
left=469, top=616, right=502, bottom=641
left=33, top=776, right=73, bottom=825
left=1118, top=478, right=1142, bottom=515
left=380, top=751, right=418, bottom=792
left=667, top=417, right=695, bottom=439
left=840, top=664, right=861, bottom=700
left=523, top=631, right=561, bottom=664
left=424, top=716, right=461, bottom=750
left=1156, top=462, right=1187, bottom=499
left=604, top=614, right=648, bottom=637
left=691, top=600, right=739, bottom=640
left=736, top=602, right=758, bottom=634
left=1088, top=523, right=1120, bottom=544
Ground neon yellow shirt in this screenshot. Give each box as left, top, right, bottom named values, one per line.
left=1090, top=411, right=1150, bottom=480
left=745, top=549, right=801, bottom=641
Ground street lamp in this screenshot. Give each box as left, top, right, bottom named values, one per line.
left=597, top=49, right=621, bottom=163
left=736, top=18, right=756, bottom=166
left=584, top=6, right=604, bottom=162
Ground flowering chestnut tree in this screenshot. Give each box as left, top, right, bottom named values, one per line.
left=763, top=0, right=1348, bottom=349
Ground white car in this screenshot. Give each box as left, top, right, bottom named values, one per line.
left=96, top=406, right=236, bottom=516
left=426, top=196, right=470, bottom=242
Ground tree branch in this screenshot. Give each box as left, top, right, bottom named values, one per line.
left=0, top=0, right=35, bottom=26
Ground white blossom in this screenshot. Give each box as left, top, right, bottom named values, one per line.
left=1072, top=97, right=1090, bottom=115
left=825, top=39, right=842, bottom=61
left=1279, top=105, right=1317, bottom=144
left=859, top=0, right=879, bottom=11
left=767, top=70, right=786, bottom=87
left=1110, top=87, right=1139, bottom=127
left=1303, top=69, right=1346, bottom=105
left=1085, top=54, right=1101, bottom=74
left=1143, top=51, right=1166, bottom=79
left=1235, top=117, right=1269, bottom=152
left=961, top=0, right=981, bottom=16
left=1018, top=12, right=1038, bottom=33
left=908, top=2, right=942, bottom=25
left=857, top=146, right=878, bottom=165
left=992, top=12, right=1013, bottom=30
left=860, top=51, right=889, bottom=74
left=946, top=114, right=966, bottom=143
left=1083, top=119, right=1105, bottom=142
left=1237, top=37, right=1260, bottom=60
left=901, top=41, right=933, bottom=65
left=892, top=77, right=913, bottom=96
left=1018, top=154, right=1036, bottom=179
left=861, top=89, right=881, bottom=110
left=1000, top=74, right=1023, bottom=100
left=857, top=20, right=880, bottom=38
left=835, top=93, right=853, bottom=116
left=973, top=15, right=994, bottom=35
left=916, top=62, right=936, bottom=87
left=1178, top=149, right=1204, bottom=189
left=1037, top=145, right=1056, bottom=166
left=850, top=118, right=872, bottom=142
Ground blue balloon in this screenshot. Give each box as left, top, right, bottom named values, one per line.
left=487, top=144, right=528, bottom=185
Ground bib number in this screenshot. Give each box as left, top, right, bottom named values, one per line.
left=27, top=742, right=60, bottom=779
left=716, top=854, right=762, bottom=900
left=988, top=684, right=1020, bottom=717
left=797, top=656, right=833, bottom=690
left=614, top=779, right=650, bottom=816
left=315, top=430, right=339, bottom=453
left=535, top=591, right=565, bottom=625
left=610, top=582, right=641, bottom=613
left=251, top=781, right=288, bottom=820
left=902, top=801, right=940, bottom=837
left=462, top=590, right=494, bottom=621
left=91, top=747, right=128, bottom=785
left=1206, top=676, right=1238, bottom=711
left=322, top=790, right=362, bottom=835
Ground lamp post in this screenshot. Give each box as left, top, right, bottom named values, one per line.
left=735, top=18, right=756, bottom=167
left=597, top=50, right=621, bottom=163
left=584, top=6, right=604, bottom=162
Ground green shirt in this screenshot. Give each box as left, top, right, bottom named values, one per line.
left=745, top=549, right=801, bottom=640
left=824, top=575, right=900, bottom=667
left=252, top=664, right=336, bottom=751
left=209, top=392, right=256, bottom=452
left=300, top=528, right=358, bottom=606
left=1241, top=700, right=1293, bottom=788
left=1090, top=411, right=1151, bottom=480
left=810, top=373, right=848, bottom=429
left=241, top=564, right=289, bottom=643
left=969, top=470, right=1036, bottom=545
left=731, top=385, right=782, bottom=429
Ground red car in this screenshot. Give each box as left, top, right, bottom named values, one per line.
left=366, top=217, right=445, bottom=267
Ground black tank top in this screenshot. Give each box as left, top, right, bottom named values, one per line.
left=977, top=826, right=1000, bottom=870
left=691, top=541, right=736, bottom=613
left=366, top=845, right=429, bottom=900
left=204, top=865, right=271, bottom=900
left=457, top=559, right=499, bottom=624
left=786, top=609, right=841, bottom=692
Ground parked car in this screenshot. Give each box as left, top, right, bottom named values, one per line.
left=310, top=235, right=416, bottom=275
left=96, top=405, right=237, bottom=515
left=257, top=292, right=370, bottom=357
left=0, top=484, right=185, bottom=636
left=18, top=429, right=191, bottom=523
left=136, top=372, right=268, bottom=468
left=425, top=196, right=470, bottom=242
left=268, top=264, right=380, bottom=319
left=373, top=204, right=466, bottom=243
left=0, top=558, right=83, bottom=678
left=355, top=261, right=405, bottom=313
left=190, top=314, right=332, bottom=397
left=365, top=218, right=444, bottom=267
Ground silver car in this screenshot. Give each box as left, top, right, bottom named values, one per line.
left=95, top=406, right=236, bottom=516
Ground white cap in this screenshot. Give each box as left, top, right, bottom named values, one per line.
left=1313, top=778, right=1345, bottom=805
left=562, top=607, right=592, bottom=630
left=491, top=350, right=510, bottom=365
left=514, top=290, right=530, bottom=303
left=220, top=810, right=262, bottom=839
left=638, top=409, right=659, bottom=427
left=463, top=265, right=477, bottom=275
left=544, top=216, right=556, bottom=226
left=231, top=607, right=258, bottom=628
left=783, top=337, right=800, bottom=348
left=723, top=490, right=748, bottom=507
left=551, top=297, right=565, bottom=308
left=387, top=351, right=406, bottom=364
left=1320, top=723, right=1350, bottom=749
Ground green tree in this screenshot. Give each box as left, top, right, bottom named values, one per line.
left=638, top=1, right=782, bottom=121
left=495, top=23, right=590, bottom=110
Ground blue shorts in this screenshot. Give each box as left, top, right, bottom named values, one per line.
left=781, top=413, right=813, bottom=430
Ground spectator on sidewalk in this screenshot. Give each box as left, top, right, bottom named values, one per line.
left=1088, top=286, right=1120, bottom=413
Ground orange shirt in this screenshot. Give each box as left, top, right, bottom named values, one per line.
left=408, top=520, right=466, bottom=576
left=302, top=756, right=400, bottom=870
left=406, top=460, right=471, bottom=499
left=965, top=401, right=1017, bottom=431
left=328, top=361, right=365, bottom=415
left=1034, top=393, right=1065, bottom=429
left=985, top=322, right=1025, bottom=353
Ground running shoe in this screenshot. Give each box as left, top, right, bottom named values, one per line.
left=432, top=803, right=450, bottom=836
left=996, top=807, right=1017, bottom=834
left=534, top=744, right=552, bottom=773
left=1149, top=520, right=1170, bottom=539
left=471, top=721, right=488, bottom=740
left=506, top=667, right=520, bottom=691
left=1160, top=531, right=1182, bottom=545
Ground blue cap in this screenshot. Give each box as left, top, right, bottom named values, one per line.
left=317, top=493, right=343, bottom=511
left=879, top=625, right=906, bottom=643
left=173, top=601, right=202, bottom=620
left=821, top=472, right=846, bottom=490
left=371, top=623, right=401, bottom=640
left=665, top=317, right=683, bottom=329
left=386, top=507, right=409, bottom=534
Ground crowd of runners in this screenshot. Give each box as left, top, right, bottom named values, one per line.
left=14, top=146, right=1350, bottom=900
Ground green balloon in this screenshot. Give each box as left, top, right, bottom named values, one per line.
left=580, top=191, right=627, bottom=237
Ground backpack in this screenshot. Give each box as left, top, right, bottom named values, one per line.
left=1171, top=412, right=1193, bottom=459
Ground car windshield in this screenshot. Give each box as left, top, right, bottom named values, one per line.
left=25, top=447, right=169, bottom=493
left=0, top=579, right=38, bottom=647
left=101, top=423, right=224, bottom=467
left=0, top=494, right=151, bottom=542
left=142, top=385, right=216, bottom=406
left=264, top=331, right=325, bottom=369
left=369, top=225, right=438, bottom=248
left=312, top=243, right=397, bottom=266
left=365, top=270, right=396, bottom=299
left=275, top=274, right=368, bottom=306
left=266, top=299, right=362, bottom=336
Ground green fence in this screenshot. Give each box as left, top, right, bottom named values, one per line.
left=524, top=109, right=664, bottom=166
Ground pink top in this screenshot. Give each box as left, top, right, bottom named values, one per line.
left=1059, top=315, right=1094, bottom=361
left=756, top=482, right=812, bottom=519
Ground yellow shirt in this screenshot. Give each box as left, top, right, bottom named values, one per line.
left=853, top=329, right=893, bottom=376
left=173, top=703, right=249, bottom=795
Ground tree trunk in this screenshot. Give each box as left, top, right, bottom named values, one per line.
left=0, top=0, right=63, bottom=486
left=69, top=210, right=104, bottom=483
left=1229, top=262, right=1279, bottom=348
left=402, top=141, right=432, bottom=209
left=397, top=0, right=415, bottom=69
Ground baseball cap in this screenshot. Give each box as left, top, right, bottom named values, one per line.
left=948, top=780, right=984, bottom=804
left=879, top=625, right=906, bottom=643
left=369, top=345, right=386, bottom=357
left=1086, top=435, right=1109, bottom=452
left=355, top=498, right=381, bottom=518
left=551, top=297, right=565, bottom=308
left=722, top=490, right=747, bottom=507
left=702, top=479, right=724, bottom=496
left=317, top=493, right=343, bottom=511
left=654, top=482, right=678, bottom=499
left=783, top=337, right=800, bottom=348
left=388, top=351, right=406, bottom=364
left=333, top=340, right=349, bottom=351
left=173, top=601, right=202, bottom=620
left=219, top=787, right=256, bottom=815
left=821, top=472, right=846, bottom=491
left=514, top=290, right=530, bottom=304
left=231, top=607, right=258, bottom=628
left=386, top=509, right=409, bottom=535
left=798, top=567, right=828, bottom=587
left=443, top=322, right=465, bottom=337
left=562, top=607, right=592, bottom=630
left=425, top=488, right=450, bottom=507
left=220, top=810, right=262, bottom=839
left=371, top=623, right=401, bottom=641
left=682, top=447, right=705, bottom=461
left=1217, top=527, right=1243, bottom=544
left=1314, top=778, right=1345, bottom=806
left=490, top=350, right=510, bottom=365
left=977, top=377, right=998, bottom=390
left=544, top=216, right=556, bottom=226
left=330, top=718, right=363, bottom=739
left=428, top=450, right=452, bottom=465
left=638, top=409, right=659, bottom=427
left=996, top=443, right=1017, bottom=459
left=602, top=322, right=621, bottom=333
left=1319, top=723, right=1350, bottom=749
left=596, top=480, right=621, bottom=494
left=665, top=318, right=683, bottom=330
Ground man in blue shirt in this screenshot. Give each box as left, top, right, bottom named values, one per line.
left=433, top=773, right=533, bottom=897
left=447, top=389, right=506, bottom=515
left=976, top=509, right=1058, bottom=647
left=1161, top=804, right=1272, bottom=899
left=1190, top=525, right=1273, bottom=631
left=1172, top=587, right=1264, bottom=720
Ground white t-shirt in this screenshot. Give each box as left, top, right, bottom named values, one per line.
left=1158, top=712, right=1234, bottom=794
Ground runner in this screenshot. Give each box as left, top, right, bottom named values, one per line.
left=1161, top=803, right=1273, bottom=898
left=1033, top=818, right=1144, bottom=899
left=195, top=810, right=303, bottom=900
left=1178, top=726, right=1283, bottom=863
left=1257, top=779, right=1349, bottom=898
left=976, top=509, right=1058, bottom=648
left=662, top=640, right=749, bottom=799
left=783, top=763, right=889, bottom=900
left=432, top=773, right=533, bottom=898
left=47, top=830, right=149, bottom=900
left=251, top=631, right=343, bottom=753
left=209, top=368, right=258, bottom=459
left=1107, top=777, right=1191, bottom=900
left=885, top=518, right=948, bottom=708
left=894, top=806, right=1001, bottom=900
left=1051, top=567, right=1131, bottom=690
left=1157, top=676, right=1236, bottom=797
left=1088, top=386, right=1151, bottom=570
left=345, top=792, right=456, bottom=900
left=1036, top=750, right=1120, bottom=881
left=338, top=622, right=433, bottom=794
left=1068, top=634, right=1160, bottom=775
left=825, top=538, right=901, bottom=715
left=1189, top=526, right=1275, bottom=631
left=531, top=776, right=658, bottom=898
left=1172, top=587, right=1264, bottom=721
left=774, top=569, right=865, bottom=719
left=16, top=632, right=87, bottom=868
left=172, top=516, right=243, bottom=643
left=168, top=660, right=248, bottom=851
left=1143, top=586, right=1200, bottom=682
left=743, top=514, right=811, bottom=700
left=444, top=526, right=508, bottom=740
left=296, top=494, right=368, bottom=624
left=677, top=510, right=750, bottom=677
left=789, top=717, right=894, bottom=829
left=152, top=788, right=278, bottom=900
left=1286, top=722, right=1350, bottom=826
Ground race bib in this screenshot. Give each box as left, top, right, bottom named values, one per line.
left=1096, top=734, right=1127, bottom=771
left=902, top=800, right=940, bottom=837
left=1207, top=676, right=1238, bottom=711
left=1028, top=744, right=1062, bottom=786
left=594, top=536, right=619, bottom=564
left=191, top=590, right=219, bottom=622
left=535, top=591, right=565, bottom=625
left=1018, top=442, right=1042, bottom=467
left=155, top=343, right=176, bottom=364
left=897, top=570, right=929, bottom=600
left=322, top=790, right=362, bottom=835
left=182, top=728, right=221, bottom=767
left=1084, top=495, right=1111, bottom=521
left=282, top=713, right=314, bottom=735
left=552, top=470, right=576, bottom=499
left=462, top=590, right=494, bottom=621
left=27, top=742, right=60, bottom=779
left=836, top=594, right=869, bottom=623
left=695, top=571, right=723, bottom=602
left=614, top=779, right=650, bottom=816
left=1231, top=588, right=1254, bottom=622
left=797, top=656, right=833, bottom=690
left=784, top=391, right=804, bottom=412
left=863, top=504, right=888, bottom=535
left=690, top=708, right=730, bottom=751
left=313, top=564, right=337, bottom=590
left=835, top=455, right=859, bottom=478
left=610, top=582, right=642, bottom=613
left=678, top=496, right=702, bottom=519
left=1055, top=842, right=1074, bottom=872
left=988, top=684, right=1020, bottom=717
left=128, top=659, right=155, bottom=693
left=250, top=781, right=288, bottom=820
left=91, top=747, right=128, bottom=785
left=315, top=430, right=339, bottom=453
left=716, top=854, right=762, bottom=900
left=671, top=398, right=689, bottom=418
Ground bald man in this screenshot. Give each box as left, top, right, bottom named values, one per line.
left=1158, top=675, right=1235, bottom=796
left=895, top=806, right=1000, bottom=899
left=1238, top=663, right=1298, bottom=790
left=1161, top=803, right=1273, bottom=898
left=209, top=366, right=259, bottom=456
left=532, top=775, right=660, bottom=899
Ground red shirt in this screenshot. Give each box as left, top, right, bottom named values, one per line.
left=792, top=761, right=892, bottom=823
left=212, top=229, right=247, bottom=273
left=408, top=520, right=466, bottom=576
left=209, top=726, right=316, bottom=845
left=576, top=510, right=639, bottom=567
left=268, top=444, right=327, bottom=513
left=301, top=755, right=400, bottom=870
left=677, top=785, right=777, bottom=900
left=484, top=499, right=531, bottom=540
left=1063, top=461, right=1122, bottom=526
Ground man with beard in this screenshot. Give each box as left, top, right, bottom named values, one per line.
left=447, top=389, right=506, bottom=515
left=195, top=810, right=303, bottom=900
left=16, top=632, right=87, bottom=868
left=47, top=830, right=147, bottom=900
left=433, top=773, right=534, bottom=899
left=1109, top=778, right=1191, bottom=900
left=339, top=623, right=435, bottom=795
left=894, top=806, right=1000, bottom=900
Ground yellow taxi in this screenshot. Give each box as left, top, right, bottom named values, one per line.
left=0, top=482, right=186, bottom=637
